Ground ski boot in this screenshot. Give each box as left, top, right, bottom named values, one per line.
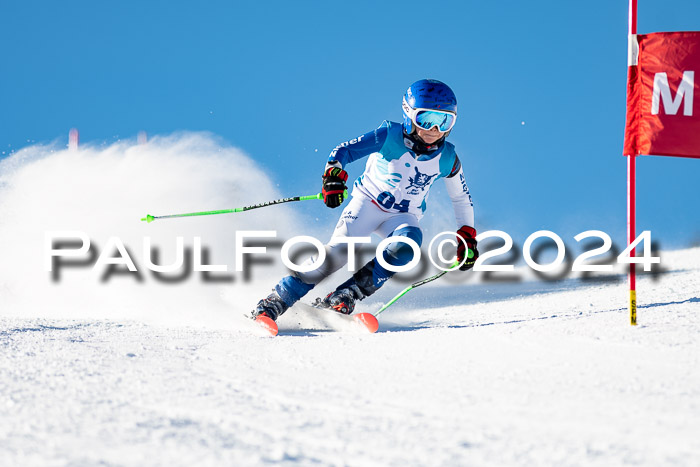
left=316, top=283, right=365, bottom=315
left=252, top=292, right=289, bottom=321
left=250, top=292, right=289, bottom=336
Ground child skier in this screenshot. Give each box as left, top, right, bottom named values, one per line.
left=252, top=79, right=478, bottom=321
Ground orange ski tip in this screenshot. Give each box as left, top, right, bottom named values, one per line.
left=353, top=312, right=379, bottom=333
left=255, top=315, right=278, bottom=336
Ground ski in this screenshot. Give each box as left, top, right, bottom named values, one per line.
left=306, top=300, right=379, bottom=334
left=247, top=301, right=379, bottom=337
left=254, top=314, right=278, bottom=336
left=351, top=312, right=380, bottom=333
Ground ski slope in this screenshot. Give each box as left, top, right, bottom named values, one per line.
left=1, top=249, right=698, bottom=466
left=1, top=136, right=699, bottom=466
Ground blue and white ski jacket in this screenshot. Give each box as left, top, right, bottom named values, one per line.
left=326, top=121, right=474, bottom=228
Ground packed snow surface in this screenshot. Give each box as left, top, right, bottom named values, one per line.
left=2, top=250, right=699, bottom=466
left=1, top=137, right=699, bottom=466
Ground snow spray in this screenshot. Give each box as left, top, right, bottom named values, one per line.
left=0, top=132, right=302, bottom=326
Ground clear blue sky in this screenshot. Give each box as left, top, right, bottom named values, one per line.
left=1, top=0, right=699, bottom=249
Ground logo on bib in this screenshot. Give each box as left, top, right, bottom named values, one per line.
left=406, top=167, right=438, bottom=195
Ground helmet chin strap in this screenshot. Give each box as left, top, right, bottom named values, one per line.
left=403, top=129, right=445, bottom=155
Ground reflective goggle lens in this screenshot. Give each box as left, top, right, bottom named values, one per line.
left=414, top=110, right=456, bottom=132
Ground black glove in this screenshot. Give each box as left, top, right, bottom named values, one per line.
left=456, top=225, right=478, bottom=271
left=322, top=167, right=348, bottom=208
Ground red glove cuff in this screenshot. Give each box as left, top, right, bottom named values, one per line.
left=457, top=226, right=476, bottom=239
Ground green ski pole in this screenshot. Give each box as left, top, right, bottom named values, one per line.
left=374, top=250, right=473, bottom=317
left=141, top=192, right=330, bottom=223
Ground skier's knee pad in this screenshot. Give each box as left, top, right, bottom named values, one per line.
left=383, top=226, right=423, bottom=267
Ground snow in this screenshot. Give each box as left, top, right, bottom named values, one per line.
left=2, top=249, right=699, bottom=466
left=1, top=137, right=699, bottom=466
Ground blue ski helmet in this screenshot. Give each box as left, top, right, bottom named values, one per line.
left=402, top=79, right=458, bottom=134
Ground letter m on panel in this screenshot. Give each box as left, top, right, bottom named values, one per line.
left=652, top=71, right=695, bottom=116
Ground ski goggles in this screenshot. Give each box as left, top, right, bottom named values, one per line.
left=403, top=98, right=457, bottom=132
